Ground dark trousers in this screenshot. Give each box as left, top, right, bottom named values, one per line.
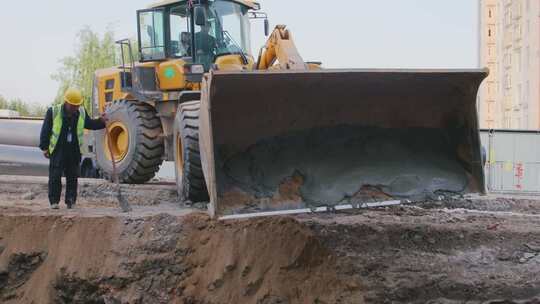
left=48, top=155, right=80, bottom=206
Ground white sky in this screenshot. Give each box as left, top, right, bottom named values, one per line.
left=0, top=0, right=479, bottom=105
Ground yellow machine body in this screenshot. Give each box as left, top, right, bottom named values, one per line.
left=91, top=0, right=488, bottom=218
left=157, top=59, right=188, bottom=91
left=94, top=68, right=132, bottom=113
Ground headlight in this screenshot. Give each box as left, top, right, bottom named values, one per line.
left=189, top=64, right=205, bottom=74
left=184, top=64, right=205, bottom=83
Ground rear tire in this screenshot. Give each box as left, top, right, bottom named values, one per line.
left=174, top=101, right=209, bottom=203
left=80, top=159, right=99, bottom=178
left=96, top=100, right=164, bottom=183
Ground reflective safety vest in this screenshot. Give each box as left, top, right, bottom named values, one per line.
left=49, top=104, right=86, bottom=155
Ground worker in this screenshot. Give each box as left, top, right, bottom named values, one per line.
left=39, top=88, right=108, bottom=210
left=195, top=22, right=217, bottom=68
left=179, top=31, right=191, bottom=57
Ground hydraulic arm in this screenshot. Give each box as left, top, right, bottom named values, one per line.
left=256, top=25, right=308, bottom=70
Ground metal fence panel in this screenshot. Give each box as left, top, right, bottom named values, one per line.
left=481, top=130, right=540, bottom=194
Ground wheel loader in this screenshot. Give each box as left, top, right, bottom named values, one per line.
left=93, top=0, right=488, bottom=217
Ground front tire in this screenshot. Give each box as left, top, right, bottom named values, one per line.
left=174, top=101, right=209, bottom=203
left=96, top=100, right=164, bottom=183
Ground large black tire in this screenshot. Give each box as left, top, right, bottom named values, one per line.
left=96, top=100, right=164, bottom=184
left=174, top=101, right=209, bottom=203
left=80, top=158, right=99, bottom=178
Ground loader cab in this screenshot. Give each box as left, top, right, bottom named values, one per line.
left=138, top=0, right=257, bottom=71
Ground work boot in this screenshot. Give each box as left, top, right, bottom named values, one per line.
left=51, top=204, right=59, bottom=210
left=66, top=202, right=75, bottom=209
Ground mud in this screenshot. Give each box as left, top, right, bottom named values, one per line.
left=0, top=177, right=539, bottom=303
left=218, top=126, right=474, bottom=213
left=0, top=214, right=361, bottom=303
left=0, top=176, right=192, bottom=218
left=306, top=207, right=540, bottom=303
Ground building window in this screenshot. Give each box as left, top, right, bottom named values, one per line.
left=504, top=9, right=512, bottom=27
left=526, top=81, right=530, bottom=104
left=504, top=74, right=512, bottom=89
left=515, top=2, right=522, bottom=19
left=515, top=23, right=522, bottom=39
left=505, top=116, right=511, bottom=129
left=515, top=50, right=521, bottom=71
left=504, top=52, right=512, bottom=67
left=518, top=84, right=522, bottom=105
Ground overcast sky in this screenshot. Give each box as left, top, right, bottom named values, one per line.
left=0, top=0, right=479, bottom=105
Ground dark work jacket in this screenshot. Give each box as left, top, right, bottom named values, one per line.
left=39, top=106, right=105, bottom=166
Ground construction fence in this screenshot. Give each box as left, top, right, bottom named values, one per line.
left=480, top=129, right=540, bottom=194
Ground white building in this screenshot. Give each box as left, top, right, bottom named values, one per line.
left=479, top=0, right=540, bottom=129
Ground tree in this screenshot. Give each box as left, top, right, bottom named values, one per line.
left=29, top=103, right=48, bottom=117
left=0, top=94, right=48, bottom=117
left=7, top=98, right=29, bottom=116
left=119, top=39, right=140, bottom=64
left=0, top=95, right=7, bottom=109
left=52, top=26, right=117, bottom=112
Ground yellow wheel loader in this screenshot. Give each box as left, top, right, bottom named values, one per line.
left=93, top=0, right=488, bottom=217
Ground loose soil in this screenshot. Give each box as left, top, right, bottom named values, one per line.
left=0, top=176, right=540, bottom=303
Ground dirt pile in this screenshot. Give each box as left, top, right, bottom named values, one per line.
left=0, top=214, right=361, bottom=304
left=1, top=177, right=540, bottom=304
left=303, top=200, right=540, bottom=304
left=180, top=216, right=361, bottom=303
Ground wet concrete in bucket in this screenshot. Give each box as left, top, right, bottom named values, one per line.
left=217, top=126, right=471, bottom=211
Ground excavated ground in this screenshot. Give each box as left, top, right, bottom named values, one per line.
left=0, top=176, right=540, bottom=303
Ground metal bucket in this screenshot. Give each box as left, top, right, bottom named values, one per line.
left=199, top=69, right=488, bottom=217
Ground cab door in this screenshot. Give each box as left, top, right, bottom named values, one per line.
left=137, top=8, right=167, bottom=61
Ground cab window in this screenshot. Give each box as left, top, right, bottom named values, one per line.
left=138, top=10, right=166, bottom=61
left=194, top=13, right=219, bottom=69
left=170, top=5, right=191, bottom=58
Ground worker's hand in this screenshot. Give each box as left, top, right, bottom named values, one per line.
left=42, top=150, right=50, bottom=159
left=100, top=112, right=109, bottom=124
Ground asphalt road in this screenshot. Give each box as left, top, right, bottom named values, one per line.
left=0, top=144, right=176, bottom=179
left=0, top=144, right=48, bottom=176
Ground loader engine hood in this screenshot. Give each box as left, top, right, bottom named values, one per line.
left=199, top=69, right=488, bottom=217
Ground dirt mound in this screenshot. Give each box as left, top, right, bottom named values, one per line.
left=180, top=216, right=360, bottom=303
left=0, top=216, right=123, bottom=303
left=2, top=192, right=540, bottom=303
left=0, top=214, right=361, bottom=304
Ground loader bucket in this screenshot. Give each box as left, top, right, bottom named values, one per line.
left=199, top=69, right=488, bottom=217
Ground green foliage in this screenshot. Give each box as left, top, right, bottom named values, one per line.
left=118, top=39, right=140, bottom=65
left=0, top=94, right=48, bottom=117
left=7, top=98, right=26, bottom=115
left=0, top=95, right=7, bottom=109
left=30, top=103, right=48, bottom=117
left=52, top=26, right=117, bottom=111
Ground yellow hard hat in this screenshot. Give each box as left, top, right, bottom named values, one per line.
left=64, top=88, right=83, bottom=106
